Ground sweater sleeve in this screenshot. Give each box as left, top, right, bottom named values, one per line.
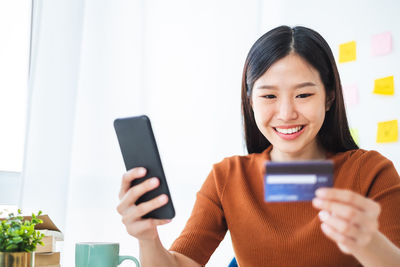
left=358, top=151, right=400, bottom=247
left=169, top=161, right=229, bottom=265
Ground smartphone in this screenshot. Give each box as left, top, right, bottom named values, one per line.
left=264, top=160, right=334, bottom=202
left=114, top=115, right=175, bottom=219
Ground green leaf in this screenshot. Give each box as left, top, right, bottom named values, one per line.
left=6, top=244, right=18, bottom=251
left=0, top=210, right=45, bottom=252
left=12, top=236, right=23, bottom=243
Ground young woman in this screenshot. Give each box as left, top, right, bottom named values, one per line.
left=117, top=26, right=400, bottom=266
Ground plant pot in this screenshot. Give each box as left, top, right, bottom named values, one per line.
left=0, top=252, right=34, bottom=267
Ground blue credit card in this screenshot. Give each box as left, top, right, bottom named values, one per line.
left=264, top=160, right=334, bottom=202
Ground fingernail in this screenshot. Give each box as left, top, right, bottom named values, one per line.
left=150, top=178, right=159, bottom=186
left=312, top=198, right=323, bottom=207
left=138, top=167, right=146, bottom=175
left=321, top=223, right=329, bottom=232
left=159, top=194, right=168, bottom=203
left=319, top=210, right=330, bottom=221
left=315, top=188, right=327, bottom=197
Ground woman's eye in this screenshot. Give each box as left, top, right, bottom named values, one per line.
left=296, top=93, right=312, bottom=98
left=263, top=95, right=276, bottom=99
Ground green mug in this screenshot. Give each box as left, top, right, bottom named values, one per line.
left=75, top=242, right=140, bottom=267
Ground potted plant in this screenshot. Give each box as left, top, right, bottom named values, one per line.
left=0, top=210, right=44, bottom=267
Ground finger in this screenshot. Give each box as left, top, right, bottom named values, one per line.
left=125, top=218, right=172, bottom=236
left=338, top=243, right=352, bottom=255
left=120, top=193, right=168, bottom=221
left=119, top=167, right=147, bottom=199
left=133, top=194, right=169, bottom=218
left=320, top=223, right=357, bottom=254
left=152, top=218, right=173, bottom=226
left=117, top=178, right=160, bottom=215
left=313, top=196, right=381, bottom=227
left=364, top=200, right=382, bottom=219
left=315, top=188, right=377, bottom=212
left=160, top=218, right=172, bottom=224
left=312, top=198, right=364, bottom=222
left=122, top=214, right=171, bottom=232
left=320, top=222, right=373, bottom=252
left=318, top=210, right=361, bottom=239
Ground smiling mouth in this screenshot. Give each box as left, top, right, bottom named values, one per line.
left=273, top=125, right=305, bottom=135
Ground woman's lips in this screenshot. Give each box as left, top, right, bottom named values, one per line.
left=273, top=125, right=306, bottom=140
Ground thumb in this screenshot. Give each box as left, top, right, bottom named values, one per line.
left=338, top=243, right=352, bottom=254
left=153, top=219, right=172, bottom=226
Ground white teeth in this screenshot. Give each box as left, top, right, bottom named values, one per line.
left=275, top=126, right=303, bottom=134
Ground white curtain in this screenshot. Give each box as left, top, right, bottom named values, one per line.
left=20, top=0, right=84, bottom=232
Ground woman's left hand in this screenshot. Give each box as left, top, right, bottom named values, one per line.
left=312, top=188, right=381, bottom=255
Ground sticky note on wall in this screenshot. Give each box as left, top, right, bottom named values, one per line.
left=339, top=41, right=356, bottom=63
left=373, top=76, right=394, bottom=95
left=371, top=32, right=392, bottom=56
left=350, top=128, right=359, bottom=145
left=342, top=84, right=358, bottom=107
left=377, top=120, right=398, bottom=143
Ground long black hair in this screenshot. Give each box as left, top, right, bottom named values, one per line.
left=241, top=25, right=358, bottom=154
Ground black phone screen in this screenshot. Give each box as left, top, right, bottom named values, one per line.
left=114, top=115, right=175, bottom=219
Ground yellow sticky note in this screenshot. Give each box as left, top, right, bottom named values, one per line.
left=377, top=120, right=398, bottom=143
left=350, top=128, right=359, bottom=145
left=339, top=41, right=357, bottom=63
left=373, top=76, right=394, bottom=95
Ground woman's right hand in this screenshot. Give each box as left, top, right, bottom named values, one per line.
left=116, top=167, right=171, bottom=241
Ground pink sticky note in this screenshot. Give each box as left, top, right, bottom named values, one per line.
left=342, top=84, right=358, bottom=107
left=371, top=32, right=392, bottom=56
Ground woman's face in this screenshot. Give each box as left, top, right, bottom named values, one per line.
left=251, top=53, right=330, bottom=161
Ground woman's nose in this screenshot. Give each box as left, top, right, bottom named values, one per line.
left=276, top=99, right=298, bottom=121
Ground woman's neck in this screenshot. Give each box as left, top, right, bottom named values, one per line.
left=269, top=142, right=327, bottom=162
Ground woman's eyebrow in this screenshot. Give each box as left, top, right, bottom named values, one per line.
left=256, top=82, right=317, bottom=90
left=255, top=85, right=278, bottom=90
left=294, top=82, right=317, bottom=89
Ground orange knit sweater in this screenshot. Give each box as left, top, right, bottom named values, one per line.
left=170, top=147, right=400, bottom=266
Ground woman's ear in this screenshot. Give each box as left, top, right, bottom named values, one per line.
left=325, top=91, right=335, bottom=111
